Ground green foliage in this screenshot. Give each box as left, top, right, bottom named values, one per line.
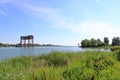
left=80, top=36, right=120, bottom=47
left=62, top=51, right=119, bottom=80
left=110, top=46, right=120, bottom=51
left=1, top=51, right=120, bottom=80
left=81, top=38, right=103, bottom=47
left=62, top=66, right=95, bottom=80
left=81, top=39, right=90, bottom=47
left=112, top=50, right=120, bottom=61
left=104, top=37, right=109, bottom=45
left=112, top=37, right=120, bottom=45
left=47, top=52, right=69, bottom=66
left=94, top=56, right=114, bottom=71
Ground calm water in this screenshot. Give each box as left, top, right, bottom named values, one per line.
left=0, top=46, right=110, bottom=61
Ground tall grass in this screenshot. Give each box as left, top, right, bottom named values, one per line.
left=1, top=51, right=120, bottom=80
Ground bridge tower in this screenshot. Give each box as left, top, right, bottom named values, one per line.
left=20, top=35, right=34, bottom=47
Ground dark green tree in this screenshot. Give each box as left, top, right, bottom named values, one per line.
left=112, top=37, right=120, bottom=45
left=90, top=38, right=97, bottom=47
left=81, top=38, right=104, bottom=47
left=97, top=39, right=103, bottom=46
left=81, top=39, right=90, bottom=47
left=104, top=37, right=109, bottom=45
left=112, top=37, right=116, bottom=45
left=116, top=37, right=120, bottom=45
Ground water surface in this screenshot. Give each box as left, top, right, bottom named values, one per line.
left=0, top=46, right=110, bottom=61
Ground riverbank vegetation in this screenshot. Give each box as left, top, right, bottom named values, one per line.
left=0, top=43, right=60, bottom=47
left=0, top=43, right=15, bottom=47
left=1, top=50, right=120, bottom=80
left=80, top=37, right=109, bottom=47
left=80, top=37, right=120, bottom=47
left=80, top=37, right=120, bottom=51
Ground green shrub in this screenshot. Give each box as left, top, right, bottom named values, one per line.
left=1, top=51, right=120, bottom=80
left=47, top=52, right=68, bottom=67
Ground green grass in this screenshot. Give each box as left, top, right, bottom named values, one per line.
left=99, top=45, right=120, bottom=51
left=1, top=51, right=120, bottom=80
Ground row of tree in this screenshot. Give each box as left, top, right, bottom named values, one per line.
left=81, top=37, right=109, bottom=47
left=0, top=43, right=59, bottom=47
left=81, top=37, right=120, bottom=47
left=0, top=43, right=15, bottom=47
left=112, top=37, right=120, bottom=45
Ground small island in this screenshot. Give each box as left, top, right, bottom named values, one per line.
left=78, top=37, right=120, bottom=51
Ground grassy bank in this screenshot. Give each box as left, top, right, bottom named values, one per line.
left=99, top=45, right=120, bottom=51
left=1, top=51, right=120, bottom=80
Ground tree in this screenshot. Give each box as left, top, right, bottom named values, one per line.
left=112, top=37, right=116, bottom=45
left=81, top=38, right=103, bottom=47
left=112, top=37, right=120, bottom=45
left=97, top=39, right=103, bottom=46
left=81, top=39, right=90, bottom=47
left=104, top=37, right=109, bottom=45
left=115, top=37, right=120, bottom=45
left=90, top=38, right=97, bottom=47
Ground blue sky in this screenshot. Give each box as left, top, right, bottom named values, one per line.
left=0, top=0, right=120, bottom=45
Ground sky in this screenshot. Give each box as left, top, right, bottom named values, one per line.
left=0, top=0, right=120, bottom=46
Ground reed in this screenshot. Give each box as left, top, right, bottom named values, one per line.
left=0, top=51, right=120, bottom=80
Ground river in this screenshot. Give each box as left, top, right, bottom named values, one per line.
left=0, top=46, right=110, bottom=61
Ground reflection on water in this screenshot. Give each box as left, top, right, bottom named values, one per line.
left=0, top=46, right=110, bottom=61
left=20, top=47, right=34, bottom=56
left=80, top=48, right=110, bottom=52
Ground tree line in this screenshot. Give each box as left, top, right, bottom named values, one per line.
left=80, top=37, right=120, bottom=47
left=0, top=43, right=15, bottom=47
left=0, top=43, right=59, bottom=47
left=112, top=37, right=120, bottom=45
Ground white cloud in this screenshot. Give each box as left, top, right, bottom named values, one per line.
left=12, top=0, right=74, bottom=31
left=6, top=0, right=63, bottom=23
left=0, top=0, right=59, bottom=19
left=56, top=20, right=120, bottom=39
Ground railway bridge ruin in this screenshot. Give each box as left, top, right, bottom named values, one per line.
left=20, top=35, right=34, bottom=47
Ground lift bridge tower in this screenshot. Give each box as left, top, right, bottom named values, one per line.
left=20, top=35, right=34, bottom=47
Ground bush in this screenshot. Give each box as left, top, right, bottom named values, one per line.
left=47, top=52, right=68, bottom=67
left=1, top=51, right=120, bottom=80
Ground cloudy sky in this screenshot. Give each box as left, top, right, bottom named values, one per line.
left=0, top=0, right=120, bottom=45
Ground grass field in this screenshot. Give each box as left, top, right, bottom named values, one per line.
left=1, top=50, right=120, bottom=80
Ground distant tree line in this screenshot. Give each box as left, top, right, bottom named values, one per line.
left=112, top=37, right=120, bottom=45
left=0, top=43, right=15, bottom=47
left=0, top=43, right=59, bottom=47
left=80, top=37, right=120, bottom=47
left=80, top=37, right=109, bottom=47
